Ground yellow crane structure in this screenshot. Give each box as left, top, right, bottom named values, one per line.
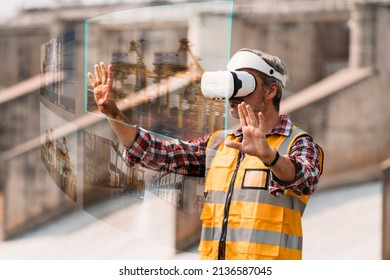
left=110, top=38, right=225, bottom=137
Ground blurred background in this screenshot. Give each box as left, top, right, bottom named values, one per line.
left=0, top=0, right=390, bottom=260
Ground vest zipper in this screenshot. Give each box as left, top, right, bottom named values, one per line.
left=218, top=152, right=241, bottom=260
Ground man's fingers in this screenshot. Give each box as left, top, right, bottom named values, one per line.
left=225, top=140, right=242, bottom=151
left=103, top=92, right=110, bottom=102
left=245, top=104, right=258, bottom=127
left=94, top=64, right=102, bottom=85
left=100, top=62, right=107, bottom=84
left=107, top=64, right=114, bottom=80
left=240, top=102, right=253, bottom=126
left=239, top=102, right=258, bottom=127
left=258, top=112, right=266, bottom=132
left=106, top=64, right=114, bottom=91
left=238, top=103, right=247, bottom=128
left=87, top=72, right=95, bottom=87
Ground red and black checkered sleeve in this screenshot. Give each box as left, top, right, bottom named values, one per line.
left=270, top=135, right=322, bottom=196
left=124, top=126, right=209, bottom=177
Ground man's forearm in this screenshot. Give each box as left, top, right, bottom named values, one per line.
left=106, top=110, right=137, bottom=148
left=269, top=153, right=296, bottom=182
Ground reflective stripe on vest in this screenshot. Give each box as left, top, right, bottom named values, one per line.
left=200, top=227, right=303, bottom=250
left=199, top=126, right=314, bottom=260
left=203, top=189, right=307, bottom=214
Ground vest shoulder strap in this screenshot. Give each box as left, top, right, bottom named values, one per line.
left=205, top=130, right=229, bottom=176
left=278, top=126, right=308, bottom=155
left=206, top=130, right=229, bottom=151
left=278, top=126, right=324, bottom=175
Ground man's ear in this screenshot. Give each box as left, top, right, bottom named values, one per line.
left=265, top=83, right=278, bottom=100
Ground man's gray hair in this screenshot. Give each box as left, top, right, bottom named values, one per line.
left=238, top=48, right=288, bottom=111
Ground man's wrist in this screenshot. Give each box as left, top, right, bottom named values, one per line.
left=104, top=102, right=121, bottom=119
left=263, top=149, right=280, bottom=167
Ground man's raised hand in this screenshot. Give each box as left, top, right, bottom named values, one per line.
left=87, top=62, right=118, bottom=117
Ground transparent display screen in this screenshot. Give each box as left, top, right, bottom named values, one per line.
left=83, top=1, right=233, bottom=256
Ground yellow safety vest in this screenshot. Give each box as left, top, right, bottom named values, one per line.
left=198, top=127, right=323, bottom=260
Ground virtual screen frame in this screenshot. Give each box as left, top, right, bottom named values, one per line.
left=83, top=1, right=234, bottom=253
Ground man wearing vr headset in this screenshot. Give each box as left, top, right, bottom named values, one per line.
left=88, top=48, right=323, bottom=260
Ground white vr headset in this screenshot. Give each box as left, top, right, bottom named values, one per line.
left=201, top=51, right=287, bottom=100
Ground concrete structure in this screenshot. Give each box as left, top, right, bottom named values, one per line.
left=382, top=160, right=390, bottom=259
left=283, top=1, right=390, bottom=189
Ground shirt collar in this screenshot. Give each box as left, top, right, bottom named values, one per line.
left=231, top=114, right=293, bottom=138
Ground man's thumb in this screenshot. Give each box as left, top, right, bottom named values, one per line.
left=224, top=140, right=241, bottom=151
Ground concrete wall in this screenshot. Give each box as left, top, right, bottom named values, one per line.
left=0, top=28, right=48, bottom=87
left=231, top=16, right=350, bottom=94
left=289, top=3, right=390, bottom=188
left=289, top=74, right=385, bottom=188
left=0, top=27, right=50, bottom=151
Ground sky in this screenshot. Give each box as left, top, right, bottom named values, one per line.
left=1, top=1, right=56, bottom=21
left=0, top=0, right=125, bottom=23
left=0, top=0, right=190, bottom=23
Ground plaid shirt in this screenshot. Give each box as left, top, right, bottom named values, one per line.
left=124, top=114, right=322, bottom=196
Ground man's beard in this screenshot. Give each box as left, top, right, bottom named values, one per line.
left=228, top=98, right=265, bottom=120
